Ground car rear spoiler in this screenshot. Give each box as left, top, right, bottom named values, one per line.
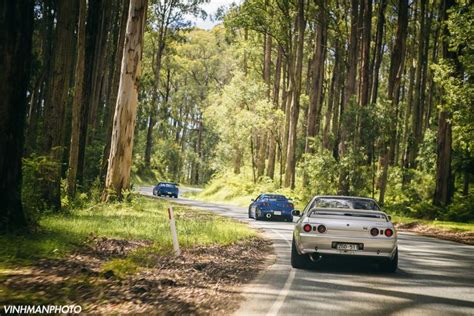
left=308, top=208, right=389, bottom=221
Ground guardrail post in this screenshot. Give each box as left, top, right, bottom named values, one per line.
left=168, top=206, right=181, bottom=256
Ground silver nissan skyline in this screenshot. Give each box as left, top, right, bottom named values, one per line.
left=291, top=195, right=398, bottom=272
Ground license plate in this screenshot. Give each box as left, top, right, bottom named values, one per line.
left=337, top=243, right=358, bottom=251
left=273, top=211, right=282, bottom=215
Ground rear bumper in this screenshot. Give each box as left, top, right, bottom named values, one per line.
left=156, top=191, right=177, bottom=196
left=296, top=232, right=397, bottom=259
left=260, top=210, right=293, bottom=219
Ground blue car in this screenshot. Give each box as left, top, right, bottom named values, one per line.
left=248, top=194, right=294, bottom=221
left=153, top=182, right=179, bottom=198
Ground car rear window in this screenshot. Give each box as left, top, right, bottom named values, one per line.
left=264, top=195, right=288, bottom=202
left=312, top=198, right=379, bottom=210
left=310, top=210, right=386, bottom=220
left=159, top=183, right=176, bottom=188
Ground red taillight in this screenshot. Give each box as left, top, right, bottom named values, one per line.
left=370, top=228, right=379, bottom=236
left=385, top=228, right=394, bottom=237
left=303, top=224, right=312, bottom=232
left=262, top=202, right=269, bottom=206
left=317, top=225, right=327, bottom=233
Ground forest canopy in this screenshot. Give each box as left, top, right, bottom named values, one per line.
left=1, top=0, right=473, bottom=230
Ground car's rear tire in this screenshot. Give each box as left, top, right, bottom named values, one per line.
left=248, top=208, right=252, bottom=219
left=380, top=248, right=398, bottom=273
left=291, top=236, right=312, bottom=269
left=255, top=208, right=262, bottom=221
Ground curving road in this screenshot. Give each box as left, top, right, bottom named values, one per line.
left=138, top=187, right=474, bottom=315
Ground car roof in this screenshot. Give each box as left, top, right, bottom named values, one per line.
left=262, top=194, right=287, bottom=198
left=158, top=182, right=178, bottom=185
left=313, top=195, right=376, bottom=201
left=310, top=207, right=385, bottom=214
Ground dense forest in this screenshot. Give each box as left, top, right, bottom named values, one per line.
left=1, top=0, right=473, bottom=231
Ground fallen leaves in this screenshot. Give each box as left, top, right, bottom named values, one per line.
left=1, top=236, right=273, bottom=315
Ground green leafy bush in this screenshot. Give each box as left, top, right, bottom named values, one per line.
left=22, top=155, right=59, bottom=219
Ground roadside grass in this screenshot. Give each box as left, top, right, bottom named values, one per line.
left=0, top=196, right=257, bottom=271
left=131, top=173, right=157, bottom=187
left=392, top=215, right=474, bottom=232
left=1, top=196, right=264, bottom=311
left=130, top=167, right=161, bottom=186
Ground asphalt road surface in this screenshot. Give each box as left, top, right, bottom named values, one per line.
left=138, top=187, right=474, bottom=315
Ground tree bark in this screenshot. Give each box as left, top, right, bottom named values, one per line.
left=266, top=47, right=282, bottom=179
left=402, top=52, right=416, bottom=169
left=256, top=31, right=273, bottom=179
left=407, top=0, right=428, bottom=168
left=359, top=0, right=372, bottom=108
left=284, top=0, right=305, bottom=188
left=144, top=112, right=155, bottom=168
left=25, top=1, right=54, bottom=155
left=433, top=0, right=455, bottom=207
left=41, top=0, right=78, bottom=210
left=433, top=110, right=453, bottom=206
left=78, top=0, right=111, bottom=183
left=256, top=132, right=267, bottom=178
left=370, top=0, right=387, bottom=105
left=87, top=0, right=112, bottom=145
left=100, top=0, right=129, bottom=180
left=305, top=0, right=328, bottom=155
left=0, top=0, right=33, bottom=230
left=67, top=0, right=87, bottom=197
left=144, top=14, right=168, bottom=168
left=323, top=38, right=341, bottom=150
left=338, top=0, right=360, bottom=194
left=378, top=0, right=408, bottom=204
left=104, top=0, right=148, bottom=201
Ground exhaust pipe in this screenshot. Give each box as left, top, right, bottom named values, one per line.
left=266, top=213, right=272, bottom=219
left=309, top=253, right=322, bottom=262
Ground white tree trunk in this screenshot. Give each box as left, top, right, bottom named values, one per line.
left=104, top=0, right=147, bottom=201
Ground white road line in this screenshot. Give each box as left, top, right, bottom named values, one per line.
left=266, top=229, right=295, bottom=316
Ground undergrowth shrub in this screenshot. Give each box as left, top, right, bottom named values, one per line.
left=22, top=155, right=58, bottom=220
left=444, top=194, right=474, bottom=222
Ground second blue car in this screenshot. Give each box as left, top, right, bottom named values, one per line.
left=248, top=194, right=294, bottom=221
left=153, top=182, right=179, bottom=198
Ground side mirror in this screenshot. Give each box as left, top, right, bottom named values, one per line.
left=388, top=215, right=392, bottom=221
left=292, top=210, right=301, bottom=216
left=251, top=199, right=255, bottom=202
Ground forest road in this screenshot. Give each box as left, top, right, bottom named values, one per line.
left=138, top=186, right=474, bottom=315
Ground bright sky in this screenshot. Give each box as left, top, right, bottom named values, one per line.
left=188, top=0, right=242, bottom=30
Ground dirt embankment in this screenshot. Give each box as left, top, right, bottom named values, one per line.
left=1, top=236, right=273, bottom=314
left=395, top=222, right=474, bottom=245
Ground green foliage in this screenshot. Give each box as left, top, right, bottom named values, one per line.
left=301, top=149, right=339, bottom=197
left=444, top=194, right=474, bottom=222
left=81, top=139, right=104, bottom=189
left=136, top=27, right=232, bottom=185
left=205, top=71, right=280, bottom=172
left=22, top=155, right=59, bottom=218
left=196, top=168, right=302, bottom=207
